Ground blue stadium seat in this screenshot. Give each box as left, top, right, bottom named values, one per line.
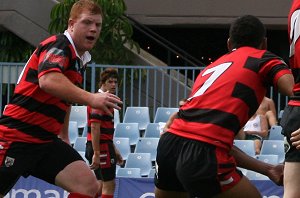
left=117, top=168, right=141, bottom=178
left=70, top=105, right=88, bottom=129
left=123, top=107, right=150, bottom=130
left=134, top=138, right=159, bottom=161
left=81, top=123, right=88, bottom=137
left=153, top=107, right=179, bottom=123
left=73, top=137, right=87, bottom=152
left=113, top=137, right=131, bottom=160
left=255, top=154, right=278, bottom=165
left=144, top=123, right=161, bottom=138
left=278, top=109, right=284, bottom=121
left=268, top=125, right=284, bottom=140
left=114, top=123, right=140, bottom=146
left=246, top=170, right=269, bottom=180
left=237, top=167, right=248, bottom=175
left=260, top=140, right=285, bottom=163
left=148, top=169, right=156, bottom=178
left=114, top=109, right=120, bottom=129
left=233, top=140, right=256, bottom=157
left=69, top=121, right=79, bottom=145
left=125, top=153, right=152, bottom=176
left=77, top=151, right=89, bottom=164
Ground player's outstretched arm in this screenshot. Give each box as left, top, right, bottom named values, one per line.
left=231, top=145, right=283, bottom=185
left=39, top=72, right=122, bottom=116
left=277, top=73, right=294, bottom=97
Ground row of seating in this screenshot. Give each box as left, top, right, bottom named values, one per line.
left=75, top=136, right=279, bottom=180
left=69, top=105, right=178, bottom=131
left=234, top=139, right=285, bottom=163
left=70, top=105, right=287, bottom=180
left=74, top=132, right=159, bottom=161
left=73, top=136, right=157, bottom=176
left=114, top=137, right=159, bottom=161
left=116, top=167, right=156, bottom=178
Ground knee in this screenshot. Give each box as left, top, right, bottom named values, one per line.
left=74, top=174, right=99, bottom=196
left=87, top=179, right=100, bottom=196
left=102, top=180, right=116, bottom=194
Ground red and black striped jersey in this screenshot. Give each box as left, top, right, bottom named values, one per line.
left=87, top=103, right=114, bottom=142
left=0, top=34, right=85, bottom=143
left=288, top=0, right=300, bottom=105
left=168, top=46, right=291, bottom=151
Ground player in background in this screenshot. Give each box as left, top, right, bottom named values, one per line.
left=155, top=15, right=294, bottom=198
left=86, top=68, right=123, bottom=198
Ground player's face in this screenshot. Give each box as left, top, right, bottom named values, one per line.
left=69, top=11, right=102, bottom=56
left=103, top=77, right=118, bottom=94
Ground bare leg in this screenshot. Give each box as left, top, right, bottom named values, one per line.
left=102, top=180, right=115, bottom=196
left=283, top=162, right=300, bottom=198
left=97, top=180, right=103, bottom=196
left=55, top=160, right=99, bottom=196
left=155, top=187, right=188, bottom=198
left=266, top=111, right=277, bottom=127
left=254, top=139, right=262, bottom=155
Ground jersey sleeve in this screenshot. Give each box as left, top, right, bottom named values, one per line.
left=258, top=51, right=291, bottom=88
left=90, top=108, right=104, bottom=124
left=37, top=36, right=71, bottom=79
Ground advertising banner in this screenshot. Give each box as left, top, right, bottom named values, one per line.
left=6, top=176, right=283, bottom=198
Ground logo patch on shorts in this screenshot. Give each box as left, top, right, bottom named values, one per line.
left=5, top=156, right=15, bottom=167
left=111, top=158, right=115, bottom=164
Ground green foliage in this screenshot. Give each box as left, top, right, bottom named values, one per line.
left=0, top=32, right=34, bottom=62
left=48, top=0, right=140, bottom=65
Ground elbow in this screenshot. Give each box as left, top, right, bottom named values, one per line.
left=281, top=86, right=294, bottom=97
left=277, top=74, right=295, bottom=96
left=39, top=79, right=49, bottom=91
left=38, top=73, right=58, bottom=93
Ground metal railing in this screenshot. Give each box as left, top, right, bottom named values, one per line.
left=0, top=62, right=201, bottom=120
left=0, top=63, right=289, bottom=120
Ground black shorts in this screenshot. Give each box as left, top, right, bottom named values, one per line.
left=0, top=138, right=83, bottom=195
left=280, top=105, right=300, bottom=162
left=85, top=141, right=116, bottom=181
left=155, top=132, right=243, bottom=198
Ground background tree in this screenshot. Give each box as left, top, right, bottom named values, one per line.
left=49, top=0, right=140, bottom=65
left=0, top=0, right=139, bottom=64
left=0, top=32, right=34, bottom=62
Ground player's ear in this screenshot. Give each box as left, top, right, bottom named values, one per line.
left=227, top=38, right=233, bottom=51
left=68, top=19, right=75, bottom=30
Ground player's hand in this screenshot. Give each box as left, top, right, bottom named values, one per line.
left=115, top=148, right=124, bottom=166
left=267, top=164, right=284, bottom=186
left=90, top=92, right=122, bottom=117
left=90, top=154, right=100, bottom=170
left=290, top=128, right=300, bottom=149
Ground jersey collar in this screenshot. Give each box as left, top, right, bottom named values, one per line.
left=64, top=30, right=91, bottom=66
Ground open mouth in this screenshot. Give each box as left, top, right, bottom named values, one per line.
left=86, top=36, right=95, bottom=41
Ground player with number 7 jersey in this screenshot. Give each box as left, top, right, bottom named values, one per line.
left=155, top=15, right=294, bottom=198
left=170, top=46, right=290, bottom=151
